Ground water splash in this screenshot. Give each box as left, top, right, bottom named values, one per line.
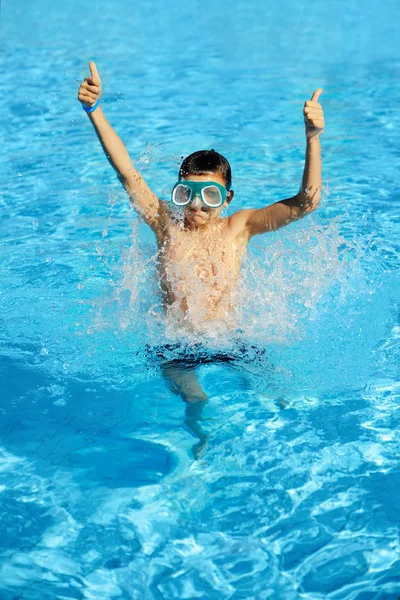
left=88, top=199, right=374, bottom=381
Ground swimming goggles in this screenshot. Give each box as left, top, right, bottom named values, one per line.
left=171, top=180, right=228, bottom=209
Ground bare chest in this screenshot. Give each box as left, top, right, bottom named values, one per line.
left=158, top=224, right=242, bottom=284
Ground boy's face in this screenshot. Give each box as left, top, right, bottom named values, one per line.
left=181, top=172, right=233, bottom=229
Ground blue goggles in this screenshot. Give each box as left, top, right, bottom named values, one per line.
left=171, top=180, right=228, bottom=209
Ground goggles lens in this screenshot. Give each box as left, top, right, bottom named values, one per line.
left=172, top=184, right=191, bottom=206
left=202, top=185, right=223, bottom=207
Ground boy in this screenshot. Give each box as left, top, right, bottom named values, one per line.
left=78, top=62, right=325, bottom=457
left=78, top=62, right=324, bottom=332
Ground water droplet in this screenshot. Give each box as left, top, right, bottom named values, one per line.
left=54, top=398, right=66, bottom=406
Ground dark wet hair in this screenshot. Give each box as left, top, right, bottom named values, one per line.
left=179, top=149, right=232, bottom=190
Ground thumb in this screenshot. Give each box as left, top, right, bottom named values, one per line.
left=89, top=61, right=100, bottom=82
left=310, top=88, right=323, bottom=103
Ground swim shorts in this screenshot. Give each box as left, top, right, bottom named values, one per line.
left=146, top=341, right=267, bottom=369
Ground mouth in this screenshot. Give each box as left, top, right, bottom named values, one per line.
left=189, top=209, right=207, bottom=218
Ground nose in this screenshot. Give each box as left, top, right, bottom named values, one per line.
left=190, top=194, right=202, bottom=210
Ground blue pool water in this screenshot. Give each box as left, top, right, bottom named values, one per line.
left=1, top=0, right=400, bottom=598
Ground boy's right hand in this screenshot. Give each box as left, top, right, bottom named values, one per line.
left=78, top=62, right=102, bottom=109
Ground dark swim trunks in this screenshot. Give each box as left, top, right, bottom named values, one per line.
left=146, top=341, right=267, bottom=369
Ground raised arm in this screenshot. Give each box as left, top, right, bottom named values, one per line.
left=242, top=89, right=324, bottom=237
left=78, top=62, right=165, bottom=232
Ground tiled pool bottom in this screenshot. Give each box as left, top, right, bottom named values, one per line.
left=1, top=354, right=400, bottom=598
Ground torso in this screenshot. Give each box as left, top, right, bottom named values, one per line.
left=155, top=211, right=248, bottom=330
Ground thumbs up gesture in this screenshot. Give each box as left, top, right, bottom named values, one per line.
left=78, top=62, right=102, bottom=109
left=304, top=89, right=324, bottom=138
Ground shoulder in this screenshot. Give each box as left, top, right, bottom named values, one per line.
left=223, top=209, right=253, bottom=247
left=145, top=199, right=170, bottom=241
left=226, top=209, right=255, bottom=242
left=154, top=201, right=183, bottom=244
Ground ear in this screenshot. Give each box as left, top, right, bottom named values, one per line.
left=226, top=190, right=234, bottom=205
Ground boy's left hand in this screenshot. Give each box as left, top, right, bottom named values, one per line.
left=304, top=89, right=324, bottom=138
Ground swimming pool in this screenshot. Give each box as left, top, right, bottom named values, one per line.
left=1, top=0, right=400, bottom=597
